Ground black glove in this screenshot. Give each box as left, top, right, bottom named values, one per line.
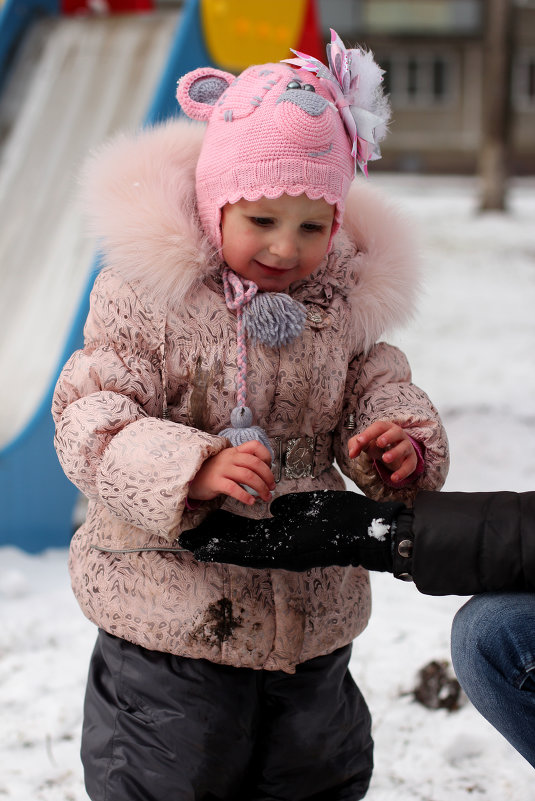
left=180, top=491, right=406, bottom=572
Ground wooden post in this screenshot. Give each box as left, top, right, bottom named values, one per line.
left=479, top=0, right=514, bottom=211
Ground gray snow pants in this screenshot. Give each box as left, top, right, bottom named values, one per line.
left=81, top=630, right=373, bottom=801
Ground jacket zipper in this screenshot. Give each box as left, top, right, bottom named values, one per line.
left=91, top=544, right=187, bottom=554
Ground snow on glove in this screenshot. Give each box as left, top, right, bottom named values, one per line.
left=180, top=490, right=405, bottom=572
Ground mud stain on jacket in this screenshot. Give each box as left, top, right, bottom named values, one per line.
left=191, top=598, right=242, bottom=646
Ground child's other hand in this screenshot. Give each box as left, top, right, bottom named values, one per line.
left=348, top=421, right=418, bottom=483
left=188, top=440, right=276, bottom=506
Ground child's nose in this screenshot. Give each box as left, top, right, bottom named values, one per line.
left=270, top=232, right=298, bottom=261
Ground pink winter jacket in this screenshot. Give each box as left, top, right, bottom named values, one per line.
left=52, top=120, right=449, bottom=673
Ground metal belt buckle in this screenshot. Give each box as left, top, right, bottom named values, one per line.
left=283, top=436, right=316, bottom=480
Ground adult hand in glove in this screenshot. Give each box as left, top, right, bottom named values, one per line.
left=180, top=491, right=407, bottom=573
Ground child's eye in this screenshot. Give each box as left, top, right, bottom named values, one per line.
left=301, top=222, right=324, bottom=233
left=250, top=217, right=274, bottom=227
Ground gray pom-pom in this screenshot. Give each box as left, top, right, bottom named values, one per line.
left=243, top=293, right=306, bottom=347
left=219, top=406, right=274, bottom=460
left=230, top=406, right=253, bottom=428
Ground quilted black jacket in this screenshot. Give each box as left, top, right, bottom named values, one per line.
left=399, top=490, right=535, bottom=595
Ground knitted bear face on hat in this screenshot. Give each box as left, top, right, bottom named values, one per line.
left=176, top=62, right=355, bottom=252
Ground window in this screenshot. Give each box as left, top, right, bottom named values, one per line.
left=513, top=49, right=535, bottom=111
left=360, top=0, right=482, bottom=35
left=378, top=51, right=456, bottom=107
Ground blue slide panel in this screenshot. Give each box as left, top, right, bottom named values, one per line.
left=0, top=0, right=213, bottom=551
left=0, top=265, right=100, bottom=552
left=146, top=0, right=213, bottom=124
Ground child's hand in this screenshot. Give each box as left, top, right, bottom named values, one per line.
left=348, top=421, right=418, bottom=483
left=188, top=440, right=276, bottom=506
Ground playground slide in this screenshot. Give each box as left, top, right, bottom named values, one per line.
left=0, top=0, right=321, bottom=551
left=0, top=11, right=181, bottom=448
left=0, top=7, right=182, bottom=550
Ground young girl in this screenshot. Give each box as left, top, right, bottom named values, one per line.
left=53, top=32, right=449, bottom=801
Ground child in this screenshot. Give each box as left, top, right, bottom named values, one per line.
left=53, top=31, right=449, bottom=801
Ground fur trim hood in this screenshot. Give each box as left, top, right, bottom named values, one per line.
left=81, top=118, right=420, bottom=352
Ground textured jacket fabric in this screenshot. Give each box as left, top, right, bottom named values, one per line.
left=406, top=490, right=535, bottom=595
left=53, top=119, right=449, bottom=673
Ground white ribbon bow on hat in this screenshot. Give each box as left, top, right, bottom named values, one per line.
left=284, top=28, right=391, bottom=176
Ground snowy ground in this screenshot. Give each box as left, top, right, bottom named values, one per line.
left=1, top=174, right=534, bottom=799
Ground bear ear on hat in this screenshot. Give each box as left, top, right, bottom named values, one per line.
left=177, top=67, right=235, bottom=121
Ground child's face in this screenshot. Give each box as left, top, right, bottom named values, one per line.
left=220, top=194, right=335, bottom=292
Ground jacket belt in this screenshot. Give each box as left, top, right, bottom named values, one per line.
left=269, top=433, right=334, bottom=482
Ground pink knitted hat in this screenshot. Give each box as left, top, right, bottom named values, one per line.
left=177, top=62, right=353, bottom=251
left=176, top=31, right=390, bottom=252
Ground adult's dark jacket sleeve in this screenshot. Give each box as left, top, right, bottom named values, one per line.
left=402, top=490, right=535, bottom=595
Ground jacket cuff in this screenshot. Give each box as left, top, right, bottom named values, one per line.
left=96, top=418, right=228, bottom=539
left=185, top=495, right=202, bottom=511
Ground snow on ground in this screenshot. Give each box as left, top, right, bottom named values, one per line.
left=1, top=175, right=534, bottom=799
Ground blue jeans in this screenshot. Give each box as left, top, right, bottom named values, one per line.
left=451, top=593, right=535, bottom=768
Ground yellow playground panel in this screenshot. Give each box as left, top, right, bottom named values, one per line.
left=201, top=0, right=309, bottom=72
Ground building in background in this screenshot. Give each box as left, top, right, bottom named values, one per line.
left=109, top=0, right=535, bottom=173
left=316, top=0, right=535, bottom=173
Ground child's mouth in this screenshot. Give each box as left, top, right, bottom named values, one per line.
left=255, top=261, right=291, bottom=276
